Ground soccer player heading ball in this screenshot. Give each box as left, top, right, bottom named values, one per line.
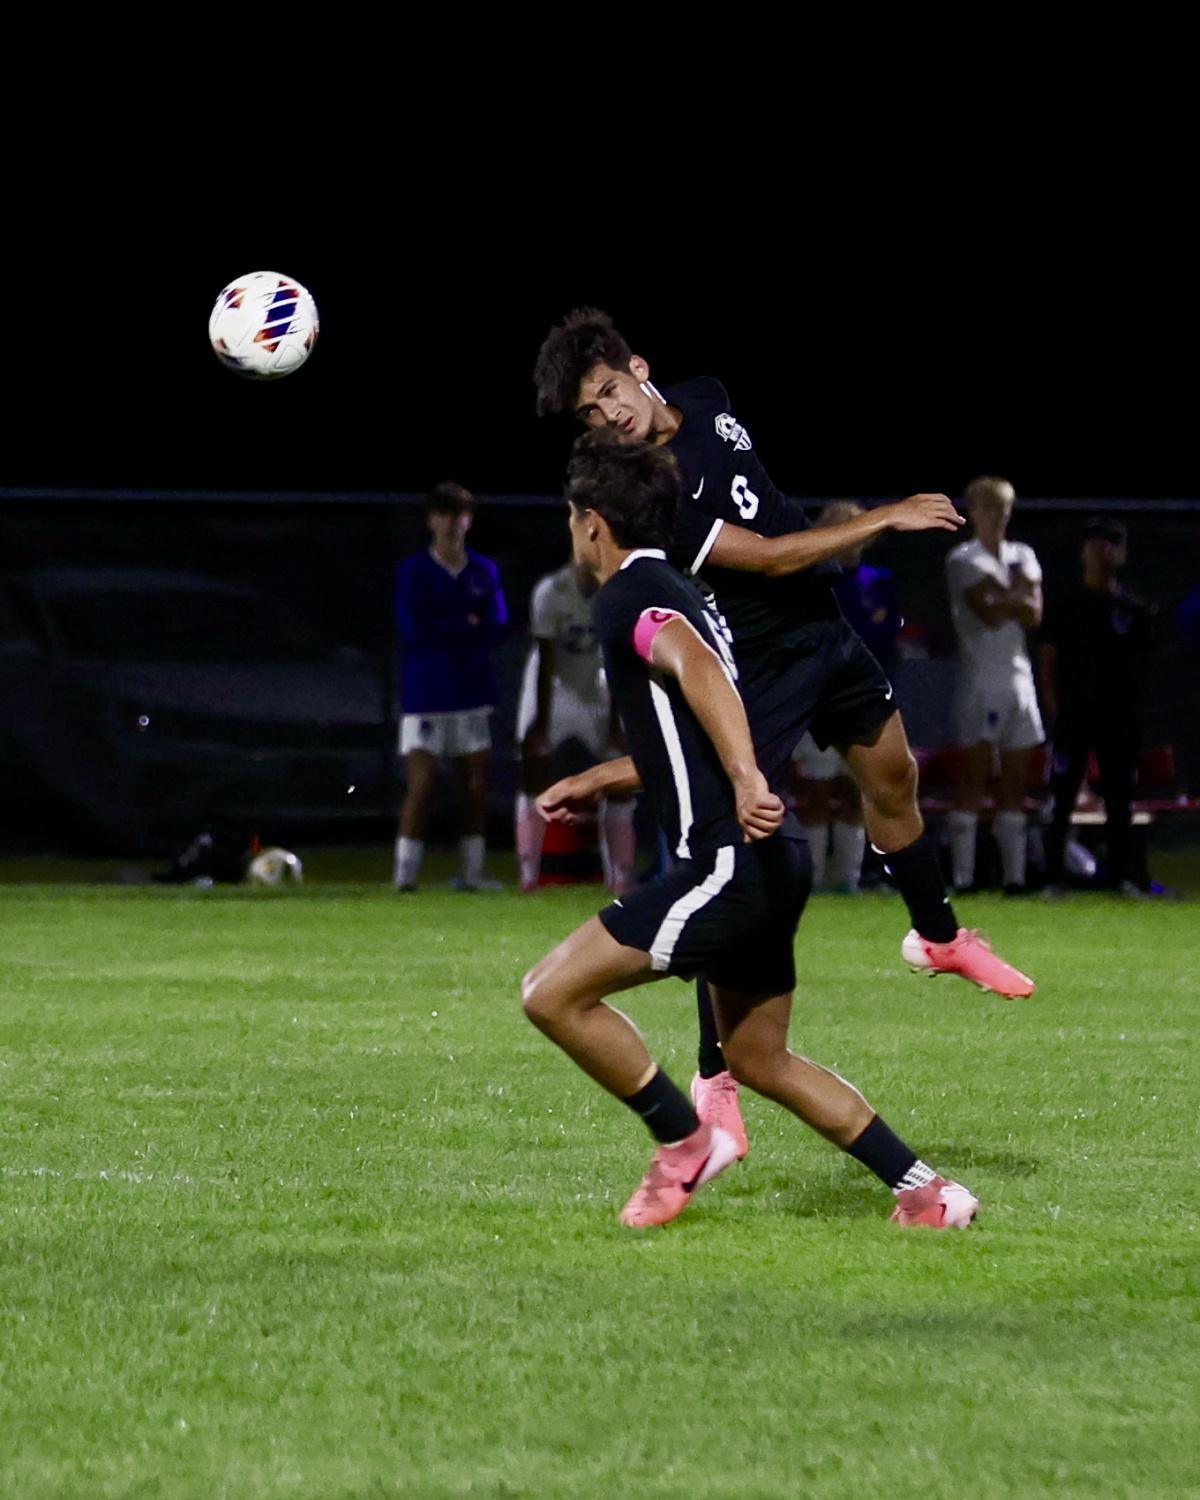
left=521, top=432, right=978, bottom=1230
left=533, top=309, right=1035, bottom=1160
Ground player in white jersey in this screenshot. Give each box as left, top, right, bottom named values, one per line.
left=945, top=476, right=1044, bottom=892
left=515, top=561, right=636, bottom=893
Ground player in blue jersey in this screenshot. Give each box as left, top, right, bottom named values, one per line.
left=522, top=432, right=978, bottom=1231
left=394, top=482, right=507, bottom=891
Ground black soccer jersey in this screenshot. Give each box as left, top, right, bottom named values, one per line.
left=1042, top=582, right=1155, bottom=713
left=662, top=378, right=842, bottom=652
left=590, top=550, right=796, bottom=859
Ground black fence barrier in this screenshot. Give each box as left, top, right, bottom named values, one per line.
left=1, top=490, right=1197, bottom=854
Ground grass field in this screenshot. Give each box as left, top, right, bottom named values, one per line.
left=1, top=854, right=1197, bottom=1498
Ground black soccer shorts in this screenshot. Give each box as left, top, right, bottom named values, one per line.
left=740, top=618, right=896, bottom=785
left=599, top=834, right=811, bottom=1000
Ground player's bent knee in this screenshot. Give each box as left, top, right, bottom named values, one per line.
left=722, top=1044, right=781, bottom=1098
left=894, top=750, right=919, bottom=800
left=520, top=964, right=575, bottom=1030
left=868, top=750, right=918, bottom=816
left=520, top=965, right=550, bottom=1022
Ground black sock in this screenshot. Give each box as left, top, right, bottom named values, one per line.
left=846, top=1114, right=936, bottom=1190
left=879, top=833, right=958, bottom=943
left=623, top=1069, right=701, bottom=1144
left=696, top=980, right=726, bottom=1078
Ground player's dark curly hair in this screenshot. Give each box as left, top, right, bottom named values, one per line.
left=566, top=430, right=680, bottom=550
left=426, top=480, right=475, bottom=516
left=533, top=308, right=633, bottom=416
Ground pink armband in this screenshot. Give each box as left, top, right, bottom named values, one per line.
left=633, top=607, right=683, bottom=662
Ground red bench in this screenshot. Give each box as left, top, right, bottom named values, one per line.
left=908, top=744, right=1198, bottom=821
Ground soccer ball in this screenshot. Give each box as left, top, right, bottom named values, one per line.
left=209, top=271, right=318, bottom=380
left=246, top=847, right=304, bottom=886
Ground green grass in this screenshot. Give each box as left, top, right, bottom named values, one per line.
left=1, top=859, right=1197, bottom=1498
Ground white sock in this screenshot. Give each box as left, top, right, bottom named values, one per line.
left=895, top=1159, right=938, bottom=1193
left=832, top=822, right=866, bottom=890
left=599, top=797, right=637, bottom=893
left=394, top=836, right=424, bottom=888
left=994, top=810, right=1028, bottom=888
left=947, top=810, right=978, bottom=890
left=460, top=834, right=485, bottom=887
left=805, top=822, right=830, bottom=887
left=515, top=793, right=545, bottom=889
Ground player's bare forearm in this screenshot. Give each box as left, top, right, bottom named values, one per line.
left=711, top=514, right=888, bottom=577
left=1010, top=581, right=1042, bottom=630
left=555, top=757, right=642, bottom=800
left=537, top=757, right=642, bottom=825
left=711, top=495, right=961, bottom=578
left=583, top=756, right=641, bottom=796
left=649, top=619, right=783, bottom=839
left=964, top=579, right=1025, bottom=629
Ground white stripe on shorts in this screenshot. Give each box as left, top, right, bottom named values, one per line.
left=649, top=845, right=737, bottom=973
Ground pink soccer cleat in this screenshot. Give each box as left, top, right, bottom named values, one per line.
left=690, top=1070, right=750, bottom=1160
left=890, top=1176, right=979, bottom=1229
left=618, top=1123, right=740, bottom=1229
left=901, top=927, right=1035, bottom=999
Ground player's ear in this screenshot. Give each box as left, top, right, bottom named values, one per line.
left=629, top=355, right=650, bottom=383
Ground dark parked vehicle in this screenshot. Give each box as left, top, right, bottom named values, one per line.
left=0, top=568, right=390, bottom=851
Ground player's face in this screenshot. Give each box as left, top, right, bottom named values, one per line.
left=970, top=497, right=1012, bottom=547
left=568, top=502, right=600, bottom=582
left=1085, top=535, right=1127, bottom=574
left=428, top=508, right=473, bottom=549
left=574, top=359, right=655, bottom=443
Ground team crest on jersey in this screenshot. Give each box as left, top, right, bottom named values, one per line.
left=715, top=413, right=752, bottom=452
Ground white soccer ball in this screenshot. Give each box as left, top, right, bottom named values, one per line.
left=247, top=847, right=304, bottom=887
left=209, top=271, right=318, bottom=379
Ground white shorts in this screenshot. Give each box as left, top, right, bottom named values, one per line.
left=952, top=673, right=1044, bottom=751
left=516, top=654, right=609, bottom=759
left=792, top=732, right=848, bottom=780
left=399, top=707, right=492, bottom=758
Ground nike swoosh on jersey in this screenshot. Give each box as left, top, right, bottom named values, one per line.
left=692, top=477, right=705, bottom=500
left=681, top=1154, right=712, bottom=1194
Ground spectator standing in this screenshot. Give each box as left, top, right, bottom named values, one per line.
left=1042, top=517, right=1155, bottom=894
left=945, top=476, right=1044, bottom=893
left=393, top=483, right=507, bottom=891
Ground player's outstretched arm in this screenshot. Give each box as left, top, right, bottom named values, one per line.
left=708, top=494, right=963, bottom=578
left=647, top=619, right=783, bottom=841
left=537, top=757, right=643, bottom=825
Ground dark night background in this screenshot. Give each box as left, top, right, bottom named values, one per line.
left=2, top=157, right=1196, bottom=502
left=3, top=138, right=1198, bottom=852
